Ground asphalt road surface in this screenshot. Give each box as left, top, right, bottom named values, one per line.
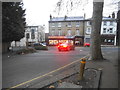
left=3, top=46, right=90, bottom=88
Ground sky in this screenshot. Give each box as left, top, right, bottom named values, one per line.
left=22, top=0, right=119, bottom=33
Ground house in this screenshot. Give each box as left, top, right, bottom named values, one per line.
left=84, top=16, right=117, bottom=45
left=11, top=25, right=45, bottom=47
left=48, top=15, right=85, bottom=46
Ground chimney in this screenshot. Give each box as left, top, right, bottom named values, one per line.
left=108, top=15, right=111, bottom=18
left=64, top=15, right=67, bottom=20
left=112, top=12, right=115, bottom=18
left=50, top=14, right=52, bottom=20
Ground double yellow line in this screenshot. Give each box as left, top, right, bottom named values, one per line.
left=9, top=55, right=89, bottom=89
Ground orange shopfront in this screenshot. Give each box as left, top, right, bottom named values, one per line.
left=48, top=36, right=75, bottom=46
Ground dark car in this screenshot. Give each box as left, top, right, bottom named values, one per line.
left=57, top=43, right=75, bottom=51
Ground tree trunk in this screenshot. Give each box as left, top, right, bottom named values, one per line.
left=90, top=1, right=104, bottom=60
left=117, top=10, right=120, bottom=46
left=2, top=42, right=11, bottom=53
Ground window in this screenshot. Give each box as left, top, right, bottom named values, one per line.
left=58, top=29, right=62, bottom=36
left=87, top=21, right=91, bottom=26
left=76, top=22, right=80, bottom=27
left=103, top=21, right=107, bottom=26
left=58, top=23, right=61, bottom=27
left=109, top=28, right=113, bottom=33
left=67, top=29, right=71, bottom=36
left=86, top=27, right=91, bottom=34
left=104, top=39, right=107, bottom=42
left=76, top=29, right=80, bottom=36
left=52, top=23, right=55, bottom=27
left=51, top=29, right=55, bottom=36
left=26, top=33, right=29, bottom=39
left=103, top=28, right=107, bottom=33
left=31, top=29, right=35, bottom=39
left=108, top=40, right=111, bottom=42
left=67, top=22, right=71, bottom=27
left=110, top=21, right=113, bottom=26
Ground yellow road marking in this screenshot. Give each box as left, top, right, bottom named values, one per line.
left=10, top=55, right=89, bottom=89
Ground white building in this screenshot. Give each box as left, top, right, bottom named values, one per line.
left=11, top=25, right=45, bottom=47
left=84, top=17, right=117, bottom=45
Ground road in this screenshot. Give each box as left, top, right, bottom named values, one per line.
left=3, top=46, right=90, bottom=88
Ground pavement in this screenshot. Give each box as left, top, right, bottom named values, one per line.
left=86, top=47, right=118, bottom=89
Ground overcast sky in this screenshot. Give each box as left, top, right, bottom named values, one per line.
left=22, top=0, right=118, bottom=33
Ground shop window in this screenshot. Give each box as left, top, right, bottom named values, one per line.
left=104, top=39, right=107, bottom=42
left=108, top=40, right=111, bottom=42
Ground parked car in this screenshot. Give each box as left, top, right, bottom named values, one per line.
left=57, top=43, right=75, bottom=51
left=84, top=43, right=90, bottom=47
left=33, top=43, right=48, bottom=50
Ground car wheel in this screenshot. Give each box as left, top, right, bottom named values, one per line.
left=72, top=48, right=75, bottom=50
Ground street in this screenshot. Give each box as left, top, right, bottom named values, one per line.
left=3, top=46, right=90, bottom=88
left=2, top=46, right=118, bottom=88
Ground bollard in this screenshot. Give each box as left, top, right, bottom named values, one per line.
left=79, top=58, right=86, bottom=80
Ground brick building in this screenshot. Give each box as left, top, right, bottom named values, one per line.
left=48, top=16, right=84, bottom=46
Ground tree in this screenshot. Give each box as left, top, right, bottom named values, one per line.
left=116, top=10, right=120, bottom=46
left=2, top=2, right=26, bottom=52
left=90, top=0, right=104, bottom=60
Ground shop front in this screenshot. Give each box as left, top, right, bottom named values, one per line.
left=48, top=36, right=75, bottom=46
left=101, top=34, right=115, bottom=45
left=74, top=36, right=84, bottom=46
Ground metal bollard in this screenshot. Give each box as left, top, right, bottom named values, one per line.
left=79, top=58, right=86, bottom=80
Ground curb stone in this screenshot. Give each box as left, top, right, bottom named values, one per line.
left=29, top=68, right=102, bottom=88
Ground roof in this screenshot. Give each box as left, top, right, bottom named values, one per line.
left=49, top=16, right=116, bottom=22
left=84, top=17, right=116, bottom=21
left=102, top=17, right=116, bottom=21
left=49, top=16, right=84, bottom=22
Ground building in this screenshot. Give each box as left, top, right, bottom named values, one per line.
left=49, top=15, right=117, bottom=46
left=84, top=17, right=117, bottom=45
left=101, top=17, right=117, bottom=45
left=48, top=16, right=85, bottom=46
left=11, top=25, right=45, bottom=47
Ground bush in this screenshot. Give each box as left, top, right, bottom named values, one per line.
left=16, top=48, right=36, bottom=54
left=34, top=46, right=48, bottom=50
